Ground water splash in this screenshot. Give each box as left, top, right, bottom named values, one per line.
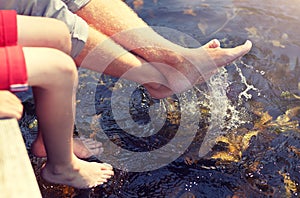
left=198, top=67, right=232, bottom=156
left=198, top=62, right=260, bottom=157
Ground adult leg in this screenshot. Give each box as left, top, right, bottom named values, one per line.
left=76, top=0, right=252, bottom=93
left=75, top=26, right=173, bottom=98
left=24, top=47, right=113, bottom=188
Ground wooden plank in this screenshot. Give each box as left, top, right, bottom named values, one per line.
left=0, top=118, right=41, bottom=198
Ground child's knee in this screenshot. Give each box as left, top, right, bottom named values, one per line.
left=23, top=47, right=77, bottom=89
left=42, top=48, right=78, bottom=87
left=56, top=53, right=77, bottom=78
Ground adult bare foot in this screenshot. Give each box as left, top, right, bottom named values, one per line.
left=143, top=39, right=250, bottom=99
left=31, top=135, right=103, bottom=159
left=147, top=39, right=252, bottom=95
left=41, top=155, right=114, bottom=188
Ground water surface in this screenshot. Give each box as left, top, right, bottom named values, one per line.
left=20, top=0, right=300, bottom=197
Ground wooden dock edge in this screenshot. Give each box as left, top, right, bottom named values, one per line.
left=0, top=118, right=42, bottom=198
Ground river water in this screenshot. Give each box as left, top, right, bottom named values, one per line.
left=19, top=0, right=300, bottom=197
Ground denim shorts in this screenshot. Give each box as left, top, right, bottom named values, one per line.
left=0, top=0, right=90, bottom=58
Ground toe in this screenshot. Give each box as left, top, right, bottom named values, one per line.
left=203, top=39, right=220, bottom=49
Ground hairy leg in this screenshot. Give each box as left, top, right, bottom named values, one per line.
left=76, top=0, right=252, bottom=94
left=75, top=26, right=173, bottom=98
left=24, top=47, right=113, bottom=188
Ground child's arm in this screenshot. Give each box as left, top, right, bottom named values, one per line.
left=0, top=91, right=23, bottom=120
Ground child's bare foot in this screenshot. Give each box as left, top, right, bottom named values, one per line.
left=31, top=136, right=103, bottom=159
left=41, top=156, right=114, bottom=188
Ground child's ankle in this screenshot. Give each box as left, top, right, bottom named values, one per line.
left=45, top=158, right=78, bottom=175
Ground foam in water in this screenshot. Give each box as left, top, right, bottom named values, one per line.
left=235, top=61, right=261, bottom=100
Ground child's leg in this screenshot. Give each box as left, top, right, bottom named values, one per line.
left=17, top=15, right=102, bottom=158
left=24, top=47, right=113, bottom=188
left=31, top=134, right=104, bottom=159
left=17, top=15, right=71, bottom=55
